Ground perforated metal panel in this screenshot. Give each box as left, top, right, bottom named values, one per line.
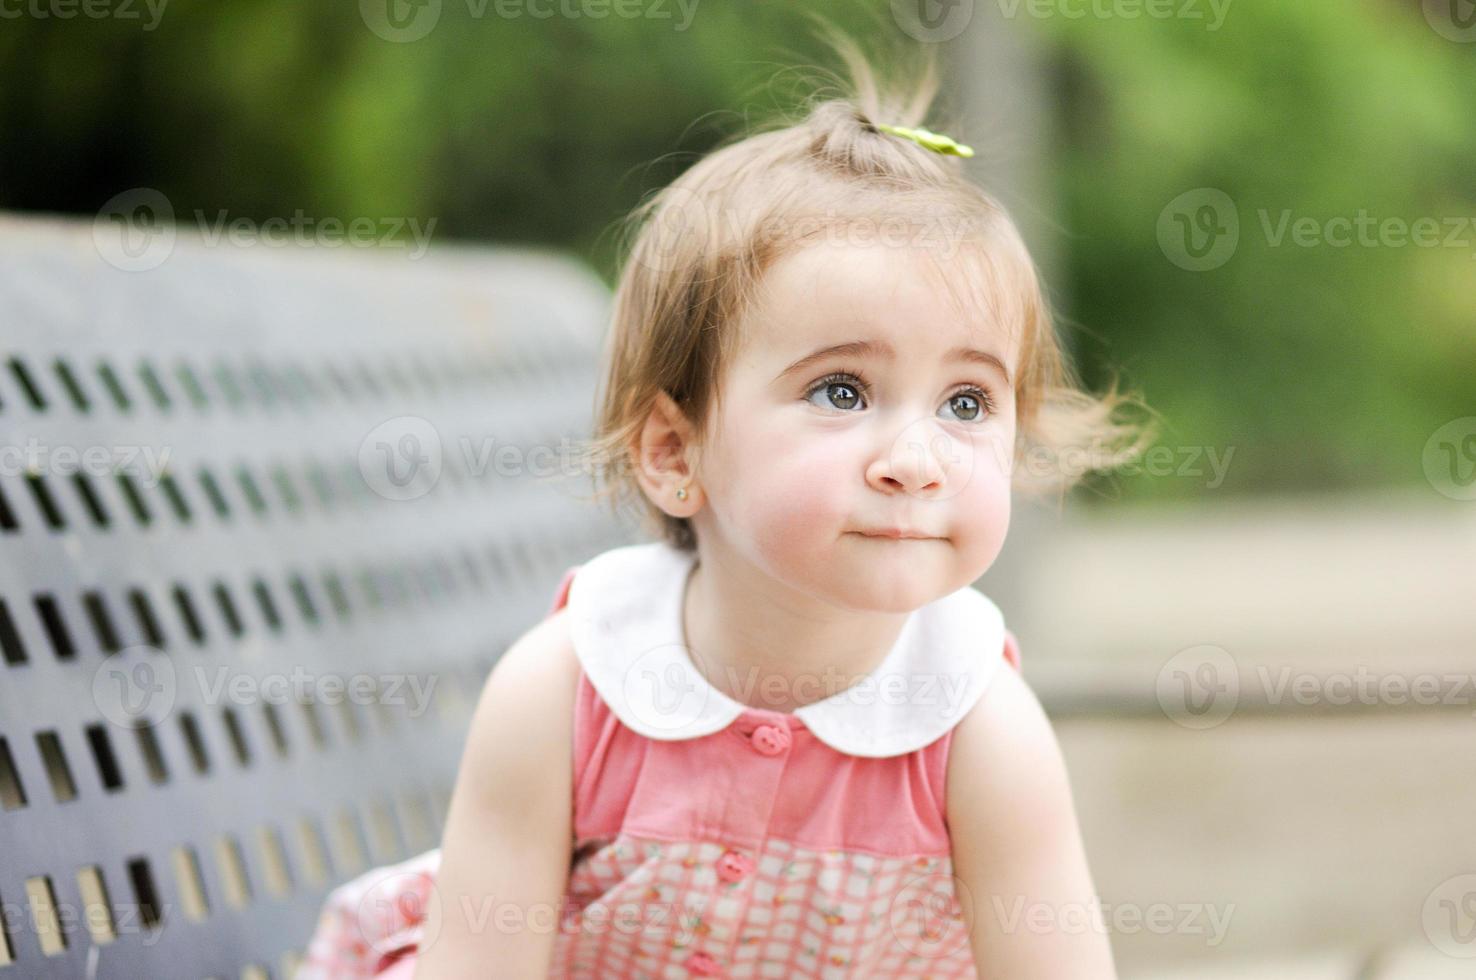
left=0, top=213, right=627, bottom=979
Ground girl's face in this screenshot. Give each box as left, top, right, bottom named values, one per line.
left=689, top=238, right=1020, bottom=614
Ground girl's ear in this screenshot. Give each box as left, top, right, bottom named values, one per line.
left=631, top=389, right=705, bottom=517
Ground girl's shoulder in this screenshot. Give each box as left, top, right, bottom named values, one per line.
left=473, top=599, right=581, bottom=740
left=459, top=558, right=586, bottom=757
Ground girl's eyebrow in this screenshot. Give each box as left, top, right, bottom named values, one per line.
left=776, top=338, right=1012, bottom=385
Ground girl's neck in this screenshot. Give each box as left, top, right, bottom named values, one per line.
left=681, top=542, right=913, bottom=715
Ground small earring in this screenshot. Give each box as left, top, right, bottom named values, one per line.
left=675, top=486, right=689, bottom=501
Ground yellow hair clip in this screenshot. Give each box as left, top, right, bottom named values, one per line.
left=874, top=122, right=974, bottom=158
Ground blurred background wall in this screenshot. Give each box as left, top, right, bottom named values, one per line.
left=2, top=0, right=1473, bottom=975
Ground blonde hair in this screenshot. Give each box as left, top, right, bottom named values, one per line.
left=571, top=22, right=1154, bottom=553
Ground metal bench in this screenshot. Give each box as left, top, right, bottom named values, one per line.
left=0, top=212, right=622, bottom=978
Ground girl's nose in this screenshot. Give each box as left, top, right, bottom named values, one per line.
left=865, top=419, right=952, bottom=496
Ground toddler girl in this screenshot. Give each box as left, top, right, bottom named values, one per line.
left=301, top=26, right=1146, bottom=980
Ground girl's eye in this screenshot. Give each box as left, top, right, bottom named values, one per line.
left=805, top=374, right=867, bottom=412
left=803, top=373, right=996, bottom=421
left=941, top=388, right=994, bottom=423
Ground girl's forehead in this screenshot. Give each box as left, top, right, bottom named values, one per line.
left=740, top=239, right=1022, bottom=368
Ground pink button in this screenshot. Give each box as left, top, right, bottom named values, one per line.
left=749, top=723, right=791, bottom=756
left=716, top=850, right=754, bottom=883
left=749, top=723, right=797, bottom=752
left=685, top=950, right=724, bottom=976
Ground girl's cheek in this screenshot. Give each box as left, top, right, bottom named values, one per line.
left=954, top=437, right=1013, bottom=569
left=752, top=443, right=851, bottom=532
left=729, top=421, right=854, bottom=546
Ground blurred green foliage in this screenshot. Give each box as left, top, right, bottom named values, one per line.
left=0, top=0, right=872, bottom=270
left=1041, top=0, right=1476, bottom=501
left=0, top=0, right=1470, bottom=503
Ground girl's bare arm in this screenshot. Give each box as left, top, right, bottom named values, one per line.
left=946, top=662, right=1118, bottom=978
left=413, top=607, right=582, bottom=978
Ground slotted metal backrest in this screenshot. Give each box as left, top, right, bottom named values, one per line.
left=0, top=214, right=625, bottom=979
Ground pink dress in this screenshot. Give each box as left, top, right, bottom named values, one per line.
left=299, top=540, right=1022, bottom=979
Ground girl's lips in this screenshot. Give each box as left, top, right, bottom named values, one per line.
left=852, top=528, right=939, bottom=540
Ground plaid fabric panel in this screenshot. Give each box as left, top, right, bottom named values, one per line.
left=551, top=833, right=976, bottom=978
left=297, top=834, right=976, bottom=978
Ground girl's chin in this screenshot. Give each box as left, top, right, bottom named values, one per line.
left=823, top=575, right=949, bottom=614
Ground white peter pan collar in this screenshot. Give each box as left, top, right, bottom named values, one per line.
left=564, top=539, right=1009, bottom=759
